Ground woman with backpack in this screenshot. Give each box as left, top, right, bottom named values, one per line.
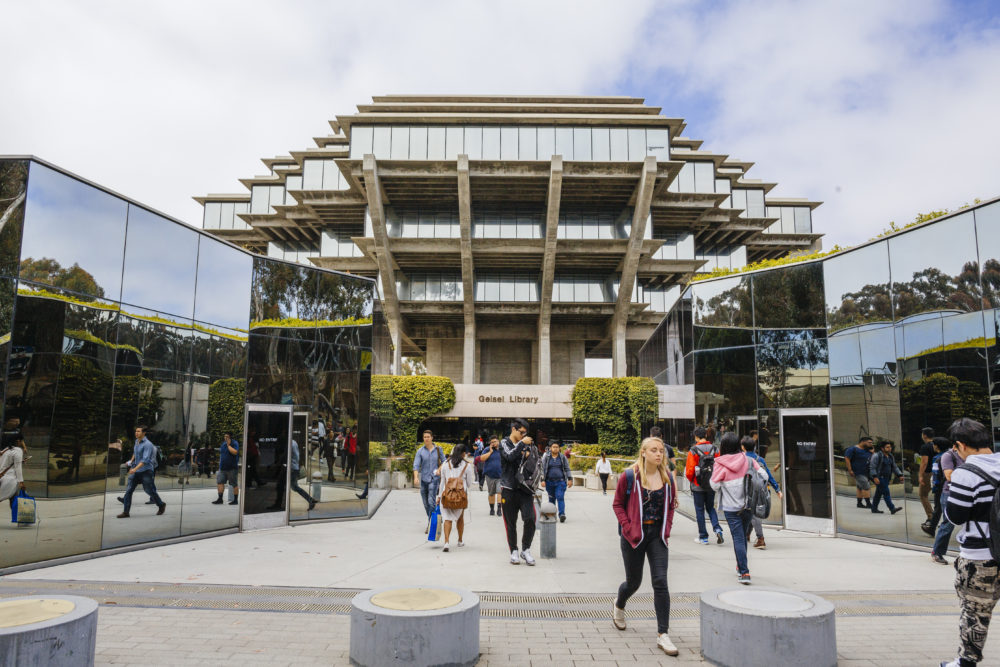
left=711, top=432, right=768, bottom=585
left=611, top=436, right=679, bottom=656
left=437, top=443, right=476, bottom=552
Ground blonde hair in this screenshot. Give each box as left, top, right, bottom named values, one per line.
left=633, top=436, right=670, bottom=490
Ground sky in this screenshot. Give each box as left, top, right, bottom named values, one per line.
left=1, top=0, right=998, bottom=248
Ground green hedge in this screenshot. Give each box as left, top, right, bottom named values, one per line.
left=380, top=375, right=456, bottom=462
left=571, top=377, right=657, bottom=456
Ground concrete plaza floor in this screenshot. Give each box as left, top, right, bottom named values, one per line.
left=1, top=485, right=995, bottom=665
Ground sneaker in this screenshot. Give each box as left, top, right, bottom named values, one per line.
left=695, top=537, right=709, bottom=545
left=521, top=549, right=536, bottom=566
left=603, top=490, right=607, bottom=495
left=922, top=523, right=935, bottom=537
left=612, top=604, right=626, bottom=630
left=931, top=554, right=949, bottom=565
left=211, top=498, right=223, bottom=505
left=157, top=503, right=166, bottom=515
left=871, top=508, right=885, bottom=514
left=716, top=530, right=725, bottom=545
left=442, top=543, right=450, bottom=552
left=116, top=512, right=129, bottom=518
left=116, top=496, right=124, bottom=504
left=657, top=633, right=679, bottom=656
left=308, top=499, right=317, bottom=510
left=890, top=507, right=903, bottom=515
left=510, top=549, right=520, bottom=565
left=940, top=660, right=960, bottom=667
left=738, top=573, right=751, bottom=585
left=753, top=537, right=766, bottom=549
left=559, top=514, right=566, bottom=523
left=457, top=541, right=465, bottom=548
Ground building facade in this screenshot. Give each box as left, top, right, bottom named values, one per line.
left=638, top=198, right=1000, bottom=547
left=0, top=159, right=390, bottom=570
left=198, top=95, right=820, bottom=432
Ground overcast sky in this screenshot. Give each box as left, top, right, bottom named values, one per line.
left=1, top=0, right=997, bottom=248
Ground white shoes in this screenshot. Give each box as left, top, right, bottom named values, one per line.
left=657, top=633, right=679, bottom=656
left=612, top=605, right=626, bottom=630
left=510, top=549, right=520, bottom=565
left=520, top=549, right=536, bottom=566
left=442, top=542, right=450, bottom=552
left=457, top=541, right=465, bottom=548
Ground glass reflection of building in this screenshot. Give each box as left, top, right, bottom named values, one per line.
left=638, top=197, right=1000, bottom=548
left=0, top=159, right=390, bottom=570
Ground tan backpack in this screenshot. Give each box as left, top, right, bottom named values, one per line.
left=441, top=462, right=469, bottom=510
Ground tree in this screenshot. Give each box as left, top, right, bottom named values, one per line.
left=572, top=377, right=658, bottom=454
left=20, top=257, right=105, bottom=298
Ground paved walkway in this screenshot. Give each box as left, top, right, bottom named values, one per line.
left=1, top=486, right=994, bottom=665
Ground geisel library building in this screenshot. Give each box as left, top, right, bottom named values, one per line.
left=199, top=95, right=820, bottom=441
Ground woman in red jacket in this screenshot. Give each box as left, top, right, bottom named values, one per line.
left=611, top=436, right=679, bottom=656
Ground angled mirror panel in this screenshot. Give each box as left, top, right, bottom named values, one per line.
left=121, top=205, right=198, bottom=320
left=194, top=236, right=252, bottom=331
left=824, top=242, right=892, bottom=332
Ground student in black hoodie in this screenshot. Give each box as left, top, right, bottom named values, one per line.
left=500, top=418, right=537, bottom=566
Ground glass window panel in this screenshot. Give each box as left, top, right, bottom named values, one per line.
left=500, top=214, right=516, bottom=239
left=464, top=127, right=482, bottom=160
left=350, top=125, right=373, bottom=159
left=482, top=127, right=500, bottom=160
left=409, top=126, right=428, bottom=160
left=574, top=279, right=589, bottom=302
left=195, top=236, right=252, bottom=330
left=716, top=179, right=731, bottom=195
left=515, top=278, right=528, bottom=302
left=646, top=128, right=670, bottom=161
left=372, top=127, right=391, bottom=159
left=500, top=127, right=518, bottom=160
left=285, top=175, right=302, bottom=192
left=426, top=275, right=441, bottom=301
left=731, top=189, right=748, bottom=216
left=628, top=128, right=646, bottom=160
left=390, top=126, right=409, bottom=159
left=609, top=129, right=628, bottom=161
left=410, top=276, right=425, bottom=300
left=677, top=163, right=695, bottom=192
left=486, top=278, right=499, bottom=301
left=446, top=127, right=464, bottom=159
left=694, top=162, right=715, bottom=193
left=203, top=202, right=221, bottom=229
left=794, top=207, right=812, bottom=234
left=529, top=280, right=539, bottom=301
left=435, top=212, right=453, bottom=238
left=555, top=127, right=574, bottom=160
left=746, top=189, right=765, bottom=218
left=590, top=281, right=604, bottom=302
left=302, top=160, right=323, bottom=190
left=537, top=127, right=555, bottom=159
left=250, top=185, right=270, bottom=215
left=121, top=205, right=198, bottom=318
left=582, top=219, right=598, bottom=239
left=474, top=280, right=484, bottom=301
left=499, top=278, right=515, bottom=301
left=427, top=127, right=446, bottom=160
left=752, top=263, right=826, bottom=330
left=691, top=275, right=753, bottom=348
left=573, top=128, right=592, bottom=161
left=975, top=202, right=1000, bottom=308
left=592, top=128, right=610, bottom=161
left=518, top=127, right=536, bottom=160
left=221, top=202, right=237, bottom=230
left=270, top=185, right=284, bottom=211
left=401, top=214, right=418, bottom=237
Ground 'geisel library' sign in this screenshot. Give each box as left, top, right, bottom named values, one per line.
left=444, top=384, right=695, bottom=419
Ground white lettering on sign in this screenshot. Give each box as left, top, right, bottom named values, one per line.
left=477, top=395, right=540, bottom=404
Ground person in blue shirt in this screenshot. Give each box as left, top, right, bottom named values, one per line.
left=117, top=425, right=165, bottom=518
left=741, top=436, right=782, bottom=549
left=212, top=432, right=240, bottom=506
left=412, top=430, right=444, bottom=532
left=843, top=436, right=874, bottom=509
left=541, top=441, right=572, bottom=522
left=479, top=436, right=503, bottom=516
left=868, top=440, right=904, bottom=515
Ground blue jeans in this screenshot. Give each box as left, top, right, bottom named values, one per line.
left=419, top=479, right=438, bottom=518
left=123, top=470, right=163, bottom=513
left=546, top=479, right=567, bottom=516
left=933, top=492, right=955, bottom=557
left=693, top=488, right=722, bottom=540
left=724, top=509, right=752, bottom=575
left=872, top=478, right=896, bottom=512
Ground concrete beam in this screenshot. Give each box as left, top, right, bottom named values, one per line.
left=537, top=156, right=563, bottom=386
left=457, top=154, right=477, bottom=384
left=612, top=156, right=657, bottom=377
left=363, top=154, right=407, bottom=372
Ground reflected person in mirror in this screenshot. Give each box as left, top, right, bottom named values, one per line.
left=0, top=433, right=27, bottom=516
left=212, top=432, right=240, bottom=506
left=869, top=440, right=904, bottom=515
left=117, top=425, right=166, bottom=518
left=844, top=436, right=875, bottom=509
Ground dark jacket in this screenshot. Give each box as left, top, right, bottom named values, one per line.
left=612, top=466, right=676, bottom=548
left=499, top=436, right=529, bottom=491
left=869, top=450, right=902, bottom=480
left=541, top=453, right=570, bottom=482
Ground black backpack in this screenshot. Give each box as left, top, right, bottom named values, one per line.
left=743, top=457, right=771, bottom=519
left=958, top=463, right=1000, bottom=562
left=695, top=446, right=716, bottom=489
left=516, top=445, right=543, bottom=494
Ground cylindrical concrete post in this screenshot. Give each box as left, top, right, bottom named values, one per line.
left=311, top=471, right=323, bottom=501
left=538, top=499, right=557, bottom=558
left=0, top=595, right=98, bottom=667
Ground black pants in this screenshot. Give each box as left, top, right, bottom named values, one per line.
left=929, top=489, right=943, bottom=531
left=501, top=487, right=536, bottom=552
left=346, top=453, right=356, bottom=479
left=599, top=473, right=609, bottom=492
left=617, top=525, right=670, bottom=634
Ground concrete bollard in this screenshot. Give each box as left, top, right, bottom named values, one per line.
left=311, top=471, right=323, bottom=501
left=0, top=595, right=99, bottom=667
left=539, top=499, right=557, bottom=558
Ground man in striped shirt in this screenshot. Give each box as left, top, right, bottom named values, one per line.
left=942, top=418, right=1000, bottom=667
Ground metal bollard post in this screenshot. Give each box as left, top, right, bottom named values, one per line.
left=119, top=463, right=128, bottom=486
left=539, top=498, right=558, bottom=558
left=311, top=471, right=323, bottom=501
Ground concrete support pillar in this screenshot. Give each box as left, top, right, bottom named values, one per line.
left=463, top=323, right=476, bottom=385
left=538, top=156, right=563, bottom=386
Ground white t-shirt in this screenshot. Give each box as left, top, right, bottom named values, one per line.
left=595, top=459, right=613, bottom=474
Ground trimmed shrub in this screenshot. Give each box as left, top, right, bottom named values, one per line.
left=571, top=377, right=658, bottom=456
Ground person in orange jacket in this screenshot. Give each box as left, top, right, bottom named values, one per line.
left=684, top=426, right=723, bottom=545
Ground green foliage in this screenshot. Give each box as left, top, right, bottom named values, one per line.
left=571, top=377, right=657, bottom=455
left=691, top=246, right=846, bottom=282
left=379, top=375, right=456, bottom=460
left=20, top=257, right=105, bottom=298
left=207, top=378, right=247, bottom=445
left=250, top=315, right=372, bottom=330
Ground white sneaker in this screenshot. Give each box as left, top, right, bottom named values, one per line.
left=521, top=549, right=536, bottom=566
left=442, top=543, right=450, bottom=552
left=510, top=549, right=520, bottom=565
left=612, top=605, right=626, bottom=630
left=657, top=633, right=679, bottom=656
left=457, top=541, right=465, bottom=547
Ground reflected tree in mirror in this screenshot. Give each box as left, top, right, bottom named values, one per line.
left=0, top=160, right=28, bottom=278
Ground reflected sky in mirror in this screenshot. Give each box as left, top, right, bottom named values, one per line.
left=20, top=162, right=127, bottom=301
left=974, top=203, right=1000, bottom=309
left=122, top=205, right=198, bottom=319
left=823, top=241, right=892, bottom=332
left=195, top=236, right=252, bottom=331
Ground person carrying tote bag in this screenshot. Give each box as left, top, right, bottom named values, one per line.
left=436, top=443, right=476, bottom=552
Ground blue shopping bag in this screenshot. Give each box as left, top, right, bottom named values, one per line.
left=12, top=489, right=35, bottom=525
left=428, top=503, right=442, bottom=542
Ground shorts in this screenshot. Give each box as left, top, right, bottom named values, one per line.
left=216, top=469, right=239, bottom=487
left=485, top=475, right=500, bottom=495
left=854, top=474, right=871, bottom=491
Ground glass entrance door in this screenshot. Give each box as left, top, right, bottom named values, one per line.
left=241, top=405, right=292, bottom=531
left=779, top=408, right=835, bottom=534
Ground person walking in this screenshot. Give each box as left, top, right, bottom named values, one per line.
left=611, top=436, right=679, bottom=656
left=269, top=439, right=317, bottom=511
left=345, top=427, right=357, bottom=480
left=0, top=435, right=27, bottom=517
left=541, top=442, right=572, bottom=522
left=741, top=436, right=781, bottom=549
left=473, top=434, right=485, bottom=491
left=480, top=435, right=502, bottom=516
left=595, top=452, right=613, bottom=495
left=685, top=426, right=724, bottom=545
left=923, top=436, right=951, bottom=537
left=212, top=432, right=240, bottom=505
left=500, top=418, right=538, bottom=566
left=918, top=426, right=936, bottom=529
left=844, top=436, right=874, bottom=509
left=437, top=443, right=476, bottom=552
left=931, top=438, right=964, bottom=565
left=869, top=440, right=904, bottom=515
left=413, top=430, right=444, bottom=532
left=710, top=432, right=768, bottom=585
left=940, top=418, right=1000, bottom=667
left=117, top=426, right=166, bottom=518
